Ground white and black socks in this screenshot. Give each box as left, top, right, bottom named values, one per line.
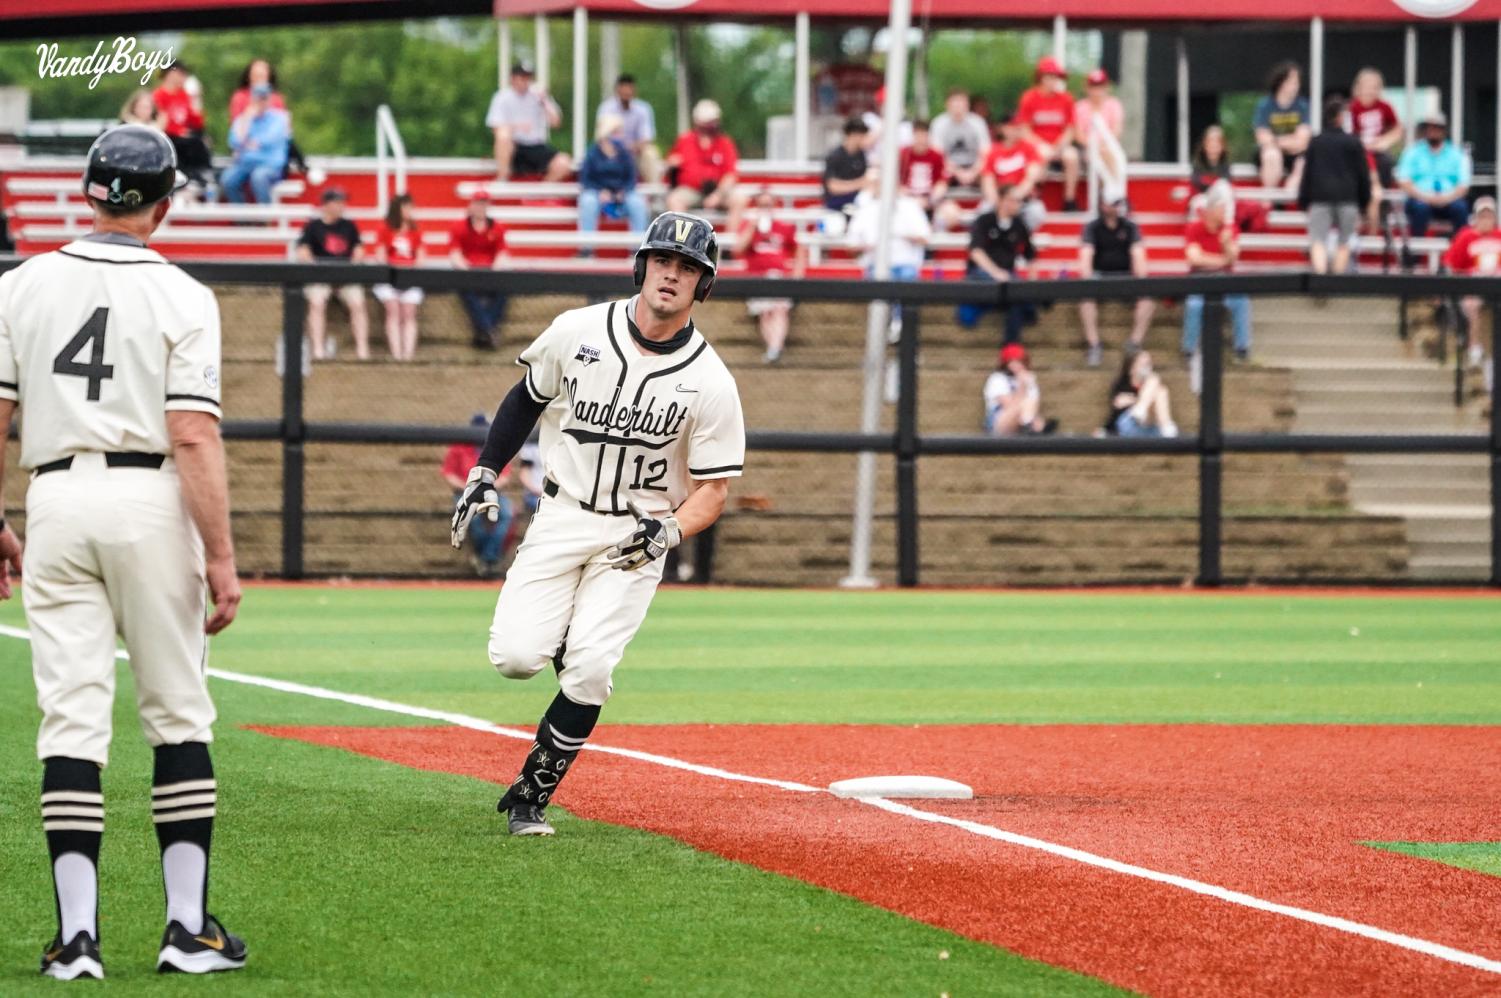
left=151, top=742, right=216, bottom=935
left=507, top=692, right=601, bottom=808
left=42, top=757, right=104, bottom=944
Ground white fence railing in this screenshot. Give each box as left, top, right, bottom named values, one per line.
left=374, top=104, right=407, bottom=215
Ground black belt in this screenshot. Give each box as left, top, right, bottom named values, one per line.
left=543, top=478, right=631, bottom=516
left=35, top=453, right=167, bottom=476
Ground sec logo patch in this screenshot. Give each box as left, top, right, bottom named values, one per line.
left=203, top=365, right=219, bottom=390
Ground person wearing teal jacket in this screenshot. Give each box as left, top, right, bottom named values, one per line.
left=1396, top=110, right=1471, bottom=236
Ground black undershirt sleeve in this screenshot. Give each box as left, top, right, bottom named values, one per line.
left=478, top=378, right=550, bottom=473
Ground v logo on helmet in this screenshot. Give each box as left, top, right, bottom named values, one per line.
left=674, top=219, right=691, bottom=242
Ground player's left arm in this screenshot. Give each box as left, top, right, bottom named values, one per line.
left=0, top=291, right=24, bottom=598
left=673, top=477, right=730, bottom=538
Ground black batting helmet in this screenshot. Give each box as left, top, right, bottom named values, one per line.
left=633, top=212, right=719, bottom=302
left=82, top=125, right=186, bottom=211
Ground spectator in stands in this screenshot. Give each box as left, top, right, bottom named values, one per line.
left=958, top=184, right=1037, bottom=346
left=899, top=120, right=948, bottom=214
left=1299, top=97, right=1371, bottom=275
left=1018, top=56, right=1081, bottom=210
left=980, top=112, right=1046, bottom=231
left=1182, top=182, right=1252, bottom=362
left=1104, top=348, right=1179, bottom=438
left=735, top=188, right=804, bottom=363
left=443, top=413, right=513, bottom=577
left=1192, top=125, right=1269, bottom=233
left=1441, top=195, right=1499, bottom=391
left=848, top=178, right=932, bottom=335
left=1078, top=197, right=1154, bottom=366
left=487, top=62, right=572, bottom=182
left=231, top=59, right=308, bottom=178
left=297, top=188, right=370, bottom=361
left=930, top=90, right=990, bottom=191
left=578, top=114, right=650, bottom=245
left=152, top=62, right=214, bottom=193
left=666, top=99, right=745, bottom=234
left=823, top=117, right=870, bottom=215
left=984, top=344, right=1056, bottom=436
left=372, top=194, right=424, bottom=362
left=595, top=73, right=660, bottom=182
left=222, top=82, right=291, bottom=204
left=1253, top=61, right=1312, bottom=190
left=1075, top=69, right=1125, bottom=205
left=449, top=192, right=509, bottom=351
left=1396, top=110, right=1471, bottom=238
left=1348, top=68, right=1403, bottom=187
left=119, top=90, right=158, bottom=127
left=860, top=86, right=912, bottom=152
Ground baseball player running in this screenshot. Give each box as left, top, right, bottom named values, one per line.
left=451, top=212, right=745, bottom=836
left=0, top=125, right=246, bottom=979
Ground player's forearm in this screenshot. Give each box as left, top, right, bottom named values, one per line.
left=673, top=478, right=729, bottom=538
left=167, top=413, right=235, bottom=563
left=0, top=400, right=13, bottom=516
left=478, top=378, right=549, bottom=473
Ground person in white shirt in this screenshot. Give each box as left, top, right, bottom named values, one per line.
left=486, top=62, right=572, bottom=182
left=983, top=343, right=1055, bottom=436
left=595, top=73, right=661, bottom=183
left=847, top=180, right=933, bottom=333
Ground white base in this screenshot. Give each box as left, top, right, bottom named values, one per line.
left=43, top=956, right=103, bottom=980
left=828, top=776, right=974, bottom=800
left=157, top=946, right=245, bottom=974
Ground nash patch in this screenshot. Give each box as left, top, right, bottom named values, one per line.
left=574, top=345, right=602, bottom=366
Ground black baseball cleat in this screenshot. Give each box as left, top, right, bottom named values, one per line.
left=498, top=789, right=556, bottom=836
left=156, top=914, right=247, bottom=974
left=40, top=931, right=103, bottom=980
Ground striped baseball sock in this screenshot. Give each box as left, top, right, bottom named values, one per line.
left=41, top=757, right=104, bottom=943
left=151, top=743, right=215, bottom=936
left=506, top=692, right=600, bottom=808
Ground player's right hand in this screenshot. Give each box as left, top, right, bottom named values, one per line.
left=451, top=466, right=501, bottom=549
left=205, top=556, right=241, bottom=635
left=0, top=523, right=22, bottom=600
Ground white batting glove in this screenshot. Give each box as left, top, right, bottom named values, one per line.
left=450, top=466, right=501, bottom=549
left=606, top=500, right=682, bottom=571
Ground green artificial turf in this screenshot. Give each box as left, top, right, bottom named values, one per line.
left=0, top=584, right=1495, bottom=995
left=1366, top=841, right=1501, bottom=879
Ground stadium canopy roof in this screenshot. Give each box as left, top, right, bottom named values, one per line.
left=494, top=0, right=1501, bottom=23
left=1, top=0, right=490, bottom=38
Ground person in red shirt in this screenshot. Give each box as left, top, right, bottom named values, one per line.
left=448, top=192, right=509, bottom=350
left=151, top=62, right=214, bottom=193
left=1443, top=196, right=1499, bottom=380
left=1017, top=56, right=1082, bottom=210
left=734, top=188, right=805, bottom=363
left=980, top=114, right=1046, bottom=231
left=900, top=120, right=949, bottom=214
left=443, top=413, right=514, bottom=577
left=372, top=194, right=424, bottom=361
left=1182, top=183, right=1252, bottom=360
left=1348, top=68, right=1403, bottom=187
left=665, top=99, right=746, bottom=235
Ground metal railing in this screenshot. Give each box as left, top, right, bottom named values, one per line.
left=374, top=104, right=408, bottom=216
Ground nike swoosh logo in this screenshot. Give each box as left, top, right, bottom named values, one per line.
left=194, top=932, right=225, bottom=952
left=675, top=385, right=698, bottom=393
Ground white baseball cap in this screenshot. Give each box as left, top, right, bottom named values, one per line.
left=691, top=99, right=722, bottom=125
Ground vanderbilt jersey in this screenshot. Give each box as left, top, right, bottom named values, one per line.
left=0, top=235, right=222, bottom=471
left=518, top=298, right=744, bottom=516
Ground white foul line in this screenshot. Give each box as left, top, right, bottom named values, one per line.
left=0, top=622, right=1496, bottom=977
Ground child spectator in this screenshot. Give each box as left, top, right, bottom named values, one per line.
left=578, top=114, right=650, bottom=242
left=847, top=180, right=932, bottom=335
left=1253, top=61, right=1312, bottom=189
left=297, top=188, right=370, bottom=361
left=1182, top=182, right=1252, bottom=362
left=984, top=344, right=1056, bottom=436
left=899, top=120, right=949, bottom=213
left=1018, top=56, right=1081, bottom=210
left=1078, top=197, right=1154, bottom=366
left=486, top=62, right=572, bottom=182
left=1298, top=97, right=1371, bottom=275
left=443, top=413, right=513, bottom=577
left=151, top=62, right=213, bottom=192
left=666, top=99, right=746, bottom=234
left=1104, top=349, right=1179, bottom=438
left=1348, top=68, right=1403, bottom=187
left=1075, top=69, right=1125, bottom=198
left=980, top=113, right=1046, bottom=231
left=372, top=193, right=424, bottom=362
left=823, top=117, right=870, bottom=214
left=929, top=90, right=990, bottom=190
left=1442, top=195, right=1499, bottom=391
left=449, top=192, right=509, bottom=350
left=735, top=189, right=804, bottom=364
left=595, top=74, right=660, bottom=182
left=222, top=82, right=290, bottom=204
left=958, top=184, right=1037, bottom=346
left=1396, top=111, right=1471, bottom=237
left=119, top=90, right=158, bottom=127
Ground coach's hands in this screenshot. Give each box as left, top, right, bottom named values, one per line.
left=607, top=501, right=682, bottom=571
left=0, top=522, right=22, bottom=600
left=451, top=466, right=502, bottom=549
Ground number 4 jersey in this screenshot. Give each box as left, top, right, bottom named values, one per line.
left=519, top=298, right=745, bottom=517
left=0, top=236, right=222, bottom=470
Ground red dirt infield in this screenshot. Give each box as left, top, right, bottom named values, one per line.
left=253, top=723, right=1501, bottom=996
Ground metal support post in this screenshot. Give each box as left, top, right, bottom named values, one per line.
left=280, top=286, right=307, bottom=580
left=896, top=303, right=920, bottom=587
left=1197, top=295, right=1225, bottom=587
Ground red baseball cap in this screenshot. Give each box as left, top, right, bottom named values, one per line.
left=1036, top=56, right=1065, bottom=80
left=1086, top=68, right=1109, bottom=86
left=999, top=344, right=1029, bottom=367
